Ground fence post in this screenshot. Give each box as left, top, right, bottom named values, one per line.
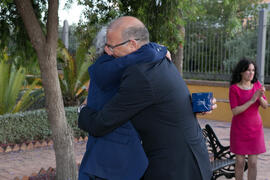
left=256, top=9, right=268, bottom=84
left=62, top=20, right=69, bottom=49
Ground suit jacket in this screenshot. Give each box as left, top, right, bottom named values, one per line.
left=79, top=58, right=212, bottom=180
left=79, top=43, right=167, bottom=180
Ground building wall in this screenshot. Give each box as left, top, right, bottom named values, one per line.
left=262, top=0, right=270, bottom=3
left=186, top=80, right=270, bottom=128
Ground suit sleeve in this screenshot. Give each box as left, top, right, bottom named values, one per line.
left=78, top=65, right=154, bottom=136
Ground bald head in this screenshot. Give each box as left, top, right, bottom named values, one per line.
left=104, top=16, right=150, bottom=57
left=107, top=16, right=149, bottom=44
left=108, top=16, right=144, bottom=30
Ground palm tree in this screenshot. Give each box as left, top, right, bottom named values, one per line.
left=57, top=41, right=93, bottom=106
left=0, top=49, right=43, bottom=115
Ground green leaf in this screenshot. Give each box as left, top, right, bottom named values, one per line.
left=13, top=79, right=44, bottom=113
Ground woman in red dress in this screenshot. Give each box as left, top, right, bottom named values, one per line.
left=229, top=58, right=268, bottom=180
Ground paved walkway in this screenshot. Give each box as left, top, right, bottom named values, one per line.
left=0, top=119, right=269, bottom=180
left=0, top=142, right=86, bottom=180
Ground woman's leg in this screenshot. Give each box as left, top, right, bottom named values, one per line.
left=235, top=154, right=246, bottom=180
left=247, top=154, right=257, bottom=180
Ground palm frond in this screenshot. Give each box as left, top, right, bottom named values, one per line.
left=13, top=79, right=44, bottom=113
left=4, top=67, right=25, bottom=113
left=75, top=60, right=92, bottom=93
left=0, top=53, right=10, bottom=113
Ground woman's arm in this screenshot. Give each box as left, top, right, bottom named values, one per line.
left=259, top=97, right=268, bottom=109
left=231, top=89, right=264, bottom=115
left=259, top=86, right=268, bottom=109
left=231, top=99, right=255, bottom=116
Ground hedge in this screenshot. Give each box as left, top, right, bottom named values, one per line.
left=0, top=107, right=88, bottom=145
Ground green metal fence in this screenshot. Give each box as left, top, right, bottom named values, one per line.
left=183, top=20, right=270, bottom=84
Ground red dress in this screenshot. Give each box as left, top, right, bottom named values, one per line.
left=229, top=81, right=266, bottom=155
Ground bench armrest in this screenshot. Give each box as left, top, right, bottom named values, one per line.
left=203, top=124, right=234, bottom=160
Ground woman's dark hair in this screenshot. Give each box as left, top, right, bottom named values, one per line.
left=230, top=57, right=258, bottom=85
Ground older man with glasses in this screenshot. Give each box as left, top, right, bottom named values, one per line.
left=79, top=16, right=215, bottom=180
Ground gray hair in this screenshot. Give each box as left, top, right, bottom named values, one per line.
left=122, top=26, right=149, bottom=44
left=94, top=26, right=107, bottom=56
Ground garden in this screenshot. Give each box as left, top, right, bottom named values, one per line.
left=0, top=0, right=268, bottom=179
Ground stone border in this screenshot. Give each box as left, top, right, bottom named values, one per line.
left=14, top=164, right=81, bottom=180
left=0, top=136, right=88, bottom=153
left=13, top=167, right=56, bottom=180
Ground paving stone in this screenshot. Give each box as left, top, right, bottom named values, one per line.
left=26, top=143, right=33, bottom=150
left=13, top=144, right=20, bottom=152
left=40, top=141, right=47, bottom=147
left=47, top=140, right=53, bottom=146
left=34, top=142, right=42, bottom=148
left=20, top=143, right=27, bottom=151
left=5, top=146, right=12, bottom=153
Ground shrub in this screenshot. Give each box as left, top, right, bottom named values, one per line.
left=0, top=107, right=87, bottom=145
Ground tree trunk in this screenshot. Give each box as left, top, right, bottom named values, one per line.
left=14, top=0, right=78, bottom=179
left=173, top=26, right=185, bottom=76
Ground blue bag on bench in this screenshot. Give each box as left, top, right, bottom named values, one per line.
left=192, top=92, right=213, bottom=113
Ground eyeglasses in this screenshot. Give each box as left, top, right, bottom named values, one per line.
left=106, top=39, right=140, bottom=51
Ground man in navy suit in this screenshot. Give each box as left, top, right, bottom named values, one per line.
left=79, top=16, right=214, bottom=180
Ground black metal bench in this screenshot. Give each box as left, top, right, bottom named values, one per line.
left=202, top=124, right=248, bottom=180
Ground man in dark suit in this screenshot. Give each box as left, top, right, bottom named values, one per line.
left=79, top=16, right=214, bottom=180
